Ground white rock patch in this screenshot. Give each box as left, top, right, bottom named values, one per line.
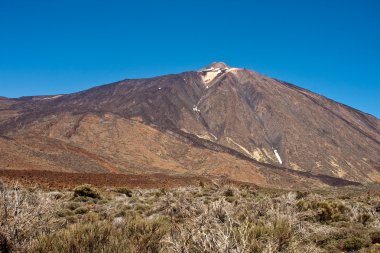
left=42, top=95, right=63, bottom=100
left=198, top=67, right=229, bottom=84
left=273, top=149, right=283, bottom=164
left=209, top=133, right=217, bottom=140
left=226, top=137, right=255, bottom=159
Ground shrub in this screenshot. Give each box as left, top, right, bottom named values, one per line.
left=29, top=217, right=169, bottom=253
left=114, top=210, right=126, bottom=218
left=97, top=199, right=108, bottom=205
left=56, top=209, right=75, bottom=217
left=225, top=196, right=236, bottom=203
left=0, top=181, right=58, bottom=251
left=2, top=180, right=380, bottom=253
left=213, top=205, right=228, bottom=223
left=321, top=223, right=372, bottom=252
left=0, top=232, right=11, bottom=253
left=358, top=213, right=373, bottom=225
left=73, top=196, right=98, bottom=203
left=370, top=230, right=380, bottom=244
left=74, top=207, right=89, bottom=215
left=64, top=202, right=81, bottom=211
left=224, top=188, right=234, bottom=197
left=272, top=217, right=293, bottom=251
left=116, top=188, right=132, bottom=197
left=342, top=236, right=369, bottom=251
left=297, top=200, right=350, bottom=223
left=73, top=184, right=101, bottom=199
left=317, top=202, right=334, bottom=222
left=295, top=191, right=309, bottom=199
left=49, top=191, right=64, bottom=200
left=135, top=204, right=150, bottom=214
left=155, top=188, right=166, bottom=198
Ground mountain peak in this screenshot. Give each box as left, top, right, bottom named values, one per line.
left=203, top=62, right=230, bottom=70
left=198, top=62, right=232, bottom=84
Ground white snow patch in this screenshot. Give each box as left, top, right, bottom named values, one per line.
left=273, top=149, right=283, bottom=164
left=158, top=87, right=161, bottom=90
left=192, top=105, right=201, bottom=113
left=42, top=95, right=63, bottom=100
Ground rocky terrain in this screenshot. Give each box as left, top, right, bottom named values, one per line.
left=0, top=62, right=379, bottom=188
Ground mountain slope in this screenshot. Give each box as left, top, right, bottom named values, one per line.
left=0, top=62, right=379, bottom=187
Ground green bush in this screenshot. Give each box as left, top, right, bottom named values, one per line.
left=56, top=209, right=75, bottom=217
left=297, top=200, right=350, bottom=223
left=73, top=184, right=101, bottom=199
left=320, top=223, right=372, bottom=252
left=74, top=207, right=89, bottom=215
left=342, top=236, right=369, bottom=251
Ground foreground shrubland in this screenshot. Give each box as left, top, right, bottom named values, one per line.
left=0, top=181, right=379, bottom=253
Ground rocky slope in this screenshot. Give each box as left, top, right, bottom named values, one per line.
left=0, top=62, right=379, bottom=188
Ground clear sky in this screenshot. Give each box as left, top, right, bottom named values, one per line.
left=1, top=0, right=379, bottom=117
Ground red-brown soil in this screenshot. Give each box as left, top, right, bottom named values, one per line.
left=0, top=169, right=245, bottom=189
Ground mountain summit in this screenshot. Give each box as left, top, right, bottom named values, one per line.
left=201, top=62, right=230, bottom=69
left=0, top=63, right=379, bottom=188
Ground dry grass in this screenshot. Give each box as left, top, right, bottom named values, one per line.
left=0, top=180, right=379, bottom=252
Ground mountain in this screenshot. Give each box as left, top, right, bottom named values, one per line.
left=0, top=62, right=379, bottom=188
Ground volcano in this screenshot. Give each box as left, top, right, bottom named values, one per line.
left=0, top=62, right=379, bottom=188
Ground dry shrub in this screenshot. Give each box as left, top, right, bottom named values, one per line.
left=297, top=199, right=350, bottom=223
left=163, top=200, right=297, bottom=253
left=74, top=206, right=88, bottom=215
left=0, top=181, right=58, bottom=251
left=116, top=188, right=133, bottom=197
left=1, top=181, right=379, bottom=253
left=29, top=216, right=169, bottom=253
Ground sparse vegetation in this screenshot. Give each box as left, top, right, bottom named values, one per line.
left=0, top=179, right=380, bottom=252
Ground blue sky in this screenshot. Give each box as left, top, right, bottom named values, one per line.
left=0, top=0, right=379, bottom=117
